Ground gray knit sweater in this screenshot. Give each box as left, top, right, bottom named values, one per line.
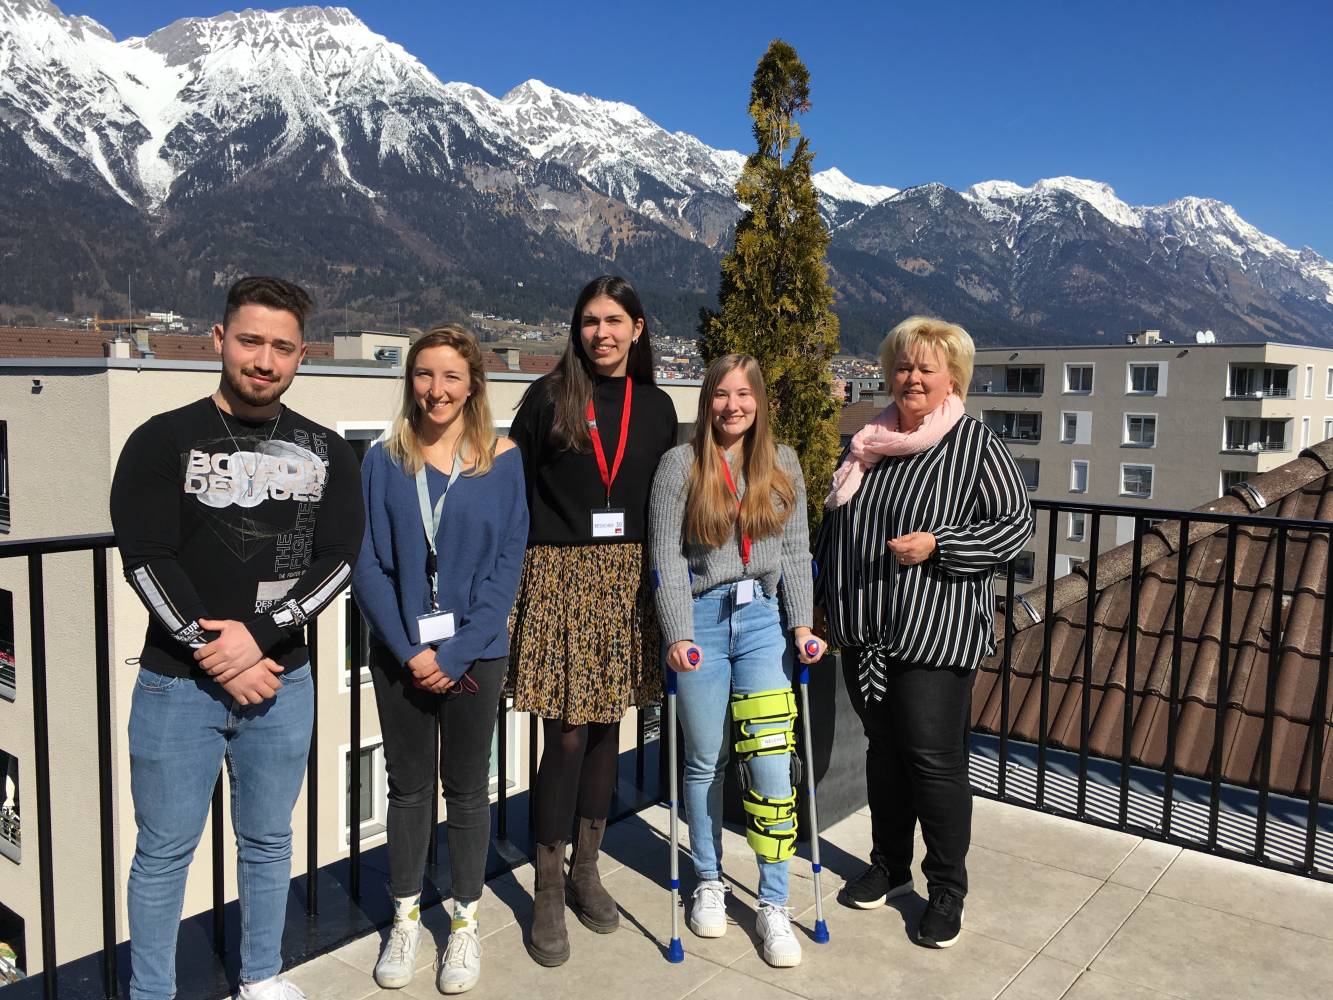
left=649, top=442, right=815, bottom=647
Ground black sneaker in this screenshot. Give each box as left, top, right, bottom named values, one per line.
left=839, top=859, right=913, bottom=910
left=917, top=887, right=964, bottom=948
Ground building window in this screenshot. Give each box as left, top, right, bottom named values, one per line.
left=1325, top=418, right=1333, bottom=443
left=1061, top=413, right=1077, bottom=443
left=0, top=749, right=18, bottom=864
left=1121, top=464, right=1154, bottom=498
left=1127, top=364, right=1160, bottom=395
left=1015, top=457, right=1040, bottom=490
left=1064, top=363, right=1093, bottom=394
left=1005, top=366, right=1044, bottom=395
left=1301, top=417, right=1311, bottom=449
left=1326, top=368, right=1333, bottom=398
left=1221, top=470, right=1249, bottom=493
left=1124, top=413, right=1157, bottom=447
left=1070, top=460, right=1089, bottom=493
left=1012, top=551, right=1036, bottom=583
left=0, top=591, right=12, bottom=703
left=0, top=421, right=9, bottom=534
left=1306, top=365, right=1315, bottom=399
left=0, top=900, right=24, bottom=982
left=1068, top=511, right=1086, bottom=542
left=343, top=742, right=387, bottom=850
left=1228, top=365, right=1291, bottom=399
left=1224, top=418, right=1289, bottom=452
left=988, top=411, right=1042, bottom=442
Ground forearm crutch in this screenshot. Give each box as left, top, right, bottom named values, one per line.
left=799, top=639, right=830, bottom=943
left=665, top=649, right=697, bottom=963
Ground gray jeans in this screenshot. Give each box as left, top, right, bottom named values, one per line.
left=369, top=644, right=505, bottom=902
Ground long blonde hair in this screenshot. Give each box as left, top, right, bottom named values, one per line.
left=684, top=354, right=794, bottom=548
left=385, top=325, right=496, bottom=477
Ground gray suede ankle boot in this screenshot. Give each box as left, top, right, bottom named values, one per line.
left=527, top=841, right=570, bottom=967
left=566, top=816, right=619, bottom=933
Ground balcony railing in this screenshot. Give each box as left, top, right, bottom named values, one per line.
left=4, top=501, right=1331, bottom=997
left=1222, top=441, right=1287, bottom=454
left=1226, top=388, right=1292, bottom=400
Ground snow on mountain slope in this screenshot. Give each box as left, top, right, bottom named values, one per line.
left=812, top=167, right=897, bottom=206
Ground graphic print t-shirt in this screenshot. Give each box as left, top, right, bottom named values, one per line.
left=111, top=396, right=364, bottom=677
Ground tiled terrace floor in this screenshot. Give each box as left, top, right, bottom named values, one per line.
left=286, top=798, right=1333, bottom=1000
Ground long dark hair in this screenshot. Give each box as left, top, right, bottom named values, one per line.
left=523, top=275, right=656, bottom=452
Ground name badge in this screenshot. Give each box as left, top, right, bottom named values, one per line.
left=591, top=508, right=627, bottom=538
left=417, top=610, right=455, bottom=644
left=734, top=579, right=756, bottom=606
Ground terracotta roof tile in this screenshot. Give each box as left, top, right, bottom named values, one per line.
left=977, top=438, right=1333, bottom=803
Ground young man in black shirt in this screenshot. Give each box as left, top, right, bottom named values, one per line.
left=110, top=277, right=363, bottom=1000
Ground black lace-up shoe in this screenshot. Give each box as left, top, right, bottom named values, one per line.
left=916, top=887, right=964, bottom=948
left=839, top=858, right=914, bottom=910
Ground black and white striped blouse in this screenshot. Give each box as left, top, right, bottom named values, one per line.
left=813, top=415, right=1033, bottom=700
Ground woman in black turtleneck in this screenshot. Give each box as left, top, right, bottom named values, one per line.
left=507, top=275, right=676, bottom=967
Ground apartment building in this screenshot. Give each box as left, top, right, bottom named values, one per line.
left=0, top=347, right=701, bottom=975
left=966, top=335, right=1333, bottom=587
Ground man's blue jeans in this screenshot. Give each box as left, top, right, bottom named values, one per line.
left=674, top=584, right=794, bottom=905
left=127, top=664, right=313, bottom=1000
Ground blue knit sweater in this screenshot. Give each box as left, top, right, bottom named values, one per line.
left=352, top=442, right=528, bottom=681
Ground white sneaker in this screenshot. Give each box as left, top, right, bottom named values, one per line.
left=374, top=920, right=421, bottom=989
left=236, top=976, right=307, bottom=1000
left=755, top=902, right=802, bottom=968
left=437, top=923, right=482, bottom=994
left=688, top=880, right=728, bottom=938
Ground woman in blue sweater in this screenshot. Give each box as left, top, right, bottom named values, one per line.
left=352, top=326, right=527, bottom=995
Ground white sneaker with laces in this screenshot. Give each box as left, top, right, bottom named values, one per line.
left=374, top=920, right=421, bottom=989
left=688, top=880, right=728, bottom=938
left=236, top=976, right=307, bottom=1000
left=755, top=901, right=802, bottom=968
left=437, top=922, right=482, bottom=994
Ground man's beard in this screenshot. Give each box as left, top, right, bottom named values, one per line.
left=224, top=366, right=289, bottom=408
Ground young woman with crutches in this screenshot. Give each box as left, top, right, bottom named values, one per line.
left=649, top=353, right=824, bottom=968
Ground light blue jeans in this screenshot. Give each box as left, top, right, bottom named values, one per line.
left=127, top=664, right=313, bottom=1000
left=674, top=583, right=794, bottom=905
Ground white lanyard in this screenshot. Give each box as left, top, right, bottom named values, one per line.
left=414, top=454, right=463, bottom=611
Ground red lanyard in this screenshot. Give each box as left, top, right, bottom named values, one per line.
left=718, top=450, right=751, bottom=567
left=586, top=378, right=633, bottom=506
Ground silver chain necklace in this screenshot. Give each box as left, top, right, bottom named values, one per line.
left=213, top=397, right=283, bottom=496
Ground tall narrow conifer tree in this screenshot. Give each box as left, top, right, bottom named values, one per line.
left=700, top=40, right=840, bottom=524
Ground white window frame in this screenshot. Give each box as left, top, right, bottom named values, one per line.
left=1324, top=418, right=1333, bottom=443
left=1068, top=511, right=1086, bottom=542
left=1220, top=470, right=1248, bottom=494
left=339, top=739, right=389, bottom=852
left=1054, top=554, right=1073, bottom=578
left=1120, top=463, right=1155, bottom=499
left=1306, top=365, right=1314, bottom=399
left=1015, top=457, right=1040, bottom=491
left=1123, top=412, right=1158, bottom=448
left=1126, top=361, right=1164, bottom=396
left=1326, top=367, right=1333, bottom=398
left=1301, top=416, right=1310, bottom=448
left=1061, top=412, right=1077, bottom=443
left=1063, top=362, right=1094, bottom=395
left=1070, top=460, right=1089, bottom=493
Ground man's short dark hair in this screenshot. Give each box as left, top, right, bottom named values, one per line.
left=222, top=276, right=315, bottom=334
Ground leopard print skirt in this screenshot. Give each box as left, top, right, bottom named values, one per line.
left=507, top=543, right=663, bottom=724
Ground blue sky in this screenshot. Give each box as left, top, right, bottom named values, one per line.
left=65, top=0, right=1333, bottom=258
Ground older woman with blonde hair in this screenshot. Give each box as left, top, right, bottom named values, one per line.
left=814, top=316, right=1032, bottom=949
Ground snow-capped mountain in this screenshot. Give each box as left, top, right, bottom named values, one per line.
left=1, top=0, right=1331, bottom=350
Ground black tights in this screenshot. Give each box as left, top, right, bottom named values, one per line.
left=534, top=719, right=620, bottom=844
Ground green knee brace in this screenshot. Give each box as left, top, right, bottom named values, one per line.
left=731, top=688, right=799, bottom=863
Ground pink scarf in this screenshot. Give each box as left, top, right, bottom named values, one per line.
left=826, top=394, right=965, bottom=508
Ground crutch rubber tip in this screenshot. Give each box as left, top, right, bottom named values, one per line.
left=668, top=938, right=685, bottom=963
left=804, top=639, right=820, bottom=658
left=814, top=919, right=830, bottom=943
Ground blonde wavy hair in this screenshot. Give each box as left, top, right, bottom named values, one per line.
left=684, top=354, right=795, bottom=548
left=879, top=316, right=975, bottom=400
left=385, top=325, right=497, bottom=477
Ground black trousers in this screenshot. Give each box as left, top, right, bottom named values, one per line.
left=842, top=649, right=974, bottom=897
left=369, top=643, right=505, bottom=902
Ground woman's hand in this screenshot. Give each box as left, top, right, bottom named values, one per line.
left=888, top=531, right=936, bottom=566
left=667, top=640, right=701, bottom=673
left=406, top=648, right=453, bottom=692
left=793, top=627, right=825, bottom=665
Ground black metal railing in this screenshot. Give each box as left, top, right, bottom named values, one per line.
left=0, top=532, right=660, bottom=999
left=982, top=498, right=1332, bottom=884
